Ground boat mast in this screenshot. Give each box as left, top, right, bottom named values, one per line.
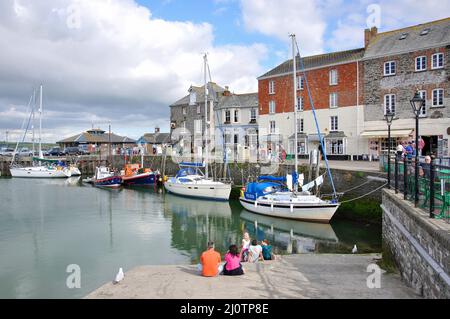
left=32, top=88, right=36, bottom=156
left=38, top=84, right=43, bottom=159
left=204, top=53, right=209, bottom=179
left=290, top=34, right=298, bottom=191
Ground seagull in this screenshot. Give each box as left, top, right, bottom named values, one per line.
left=113, top=268, right=124, bottom=284
left=352, top=245, right=357, bottom=254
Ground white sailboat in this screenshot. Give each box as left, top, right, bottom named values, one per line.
left=164, top=54, right=232, bottom=201
left=10, top=85, right=71, bottom=178
left=239, top=34, right=340, bottom=223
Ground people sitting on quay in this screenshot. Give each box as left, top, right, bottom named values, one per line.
left=261, top=239, right=275, bottom=261
left=248, top=239, right=264, bottom=263
left=240, top=232, right=251, bottom=262
left=222, top=245, right=245, bottom=276
left=199, top=241, right=222, bottom=277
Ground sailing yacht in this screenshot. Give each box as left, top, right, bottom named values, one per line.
left=10, top=85, right=71, bottom=178
left=164, top=54, right=232, bottom=201
left=239, top=34, right=340, bottom=223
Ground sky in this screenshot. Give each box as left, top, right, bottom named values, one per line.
left=0, top=0, right=448, bottom=142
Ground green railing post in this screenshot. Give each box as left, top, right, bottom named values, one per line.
left=404, top=158, right=408, bottom=200
left=429, top=158, right=435, bottom=218
left=395, top=154, right=399, bottom=194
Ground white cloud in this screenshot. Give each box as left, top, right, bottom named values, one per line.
left=241, top=0, right=327, bottom=55
left=0, top=0, right=267, bottom=141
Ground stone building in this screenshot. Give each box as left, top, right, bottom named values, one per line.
left=169, top=82, right=225, bottom=159
left=258, top=48, right=365, bottom=160
left=362, top=18, right=450, bottom=158
left=215, top=89, right=259, bottom=162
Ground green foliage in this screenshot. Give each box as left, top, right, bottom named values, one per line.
left=335, top=199, right=382, bottom=224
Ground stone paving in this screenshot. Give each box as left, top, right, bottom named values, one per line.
left=86, top=254, right=419, bottom=299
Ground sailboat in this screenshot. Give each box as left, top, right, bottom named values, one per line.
left=239, top=34, right=340, bottom=223
left=10, top=85, right=71, bottom=178
left=164, top=54, right=232, bottom=201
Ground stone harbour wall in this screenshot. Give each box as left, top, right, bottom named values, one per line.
left=381, top=189, right=450, bottom=299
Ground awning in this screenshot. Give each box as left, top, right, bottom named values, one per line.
left=360, top=129, right=413, bottom=138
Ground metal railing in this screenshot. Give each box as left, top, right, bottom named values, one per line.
left=385, top=154, right=450, bottom=222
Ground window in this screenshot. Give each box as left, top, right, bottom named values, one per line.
left=432, top=53, right=444, bottom=69
left=297, top=118, right=304, bottom=133
left=384, top=94, right=396, bottom=115
left=234, top=110, right=239, bottom=123
left=250, top=108, right=257, bottom=122
left=297, top=96, right=304, bottom=111
left=418, top=90, right=427, bottom=117
left=326, top=139, right=344, bottom=155
left=297, top=141, right=307, bottom=155
left=297, top=76, right=304, bottom=90
left=182, top=106, right=187, bottom=115
left=234, top=134, right=239, bottom=144
left=384, top=61, right=396, bottom=76
left=194, top=120, right=202, bottom=134
left=330, top=116, right=338, bottom=131
left=415, top=56, right=427, bottom=71
left=432, top=89, right=444, bottom=107
left=269, top=121, right=276, bottom=134
left=189, top=91, right=196, bottom=105
left=224, top=110, right=231, bottom=123
left=329, top=69, right=338, bottom=85
left=269, top=100, right=276, bottom=114
left=329, top=93, right=338, bottom=108
left=269, top=81, right=275, bottom=94
left=399, top=33, right=408, bottom=40
left=197, top=104, right=201, bottom=114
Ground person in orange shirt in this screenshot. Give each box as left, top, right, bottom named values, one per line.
left=200, top=241, right=222, bottom=277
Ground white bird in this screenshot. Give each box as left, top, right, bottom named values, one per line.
left=352, top=245, right=357, bottom=254
left=113, top=268, right=124, bottom=284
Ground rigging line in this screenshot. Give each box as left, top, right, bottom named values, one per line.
left=339, top=183, right=387, bottom=204
left=12, top=92, right=34, bottom=165
left=336, top=173, right=385, bottom=194
left=294, top=38, right=337, bottom=199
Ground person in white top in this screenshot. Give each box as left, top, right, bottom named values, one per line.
left=396, top=142, right=404, bottom=158
left=248, top=239, right=264, bottom=263
left=240, top=232, right=251, bottom=262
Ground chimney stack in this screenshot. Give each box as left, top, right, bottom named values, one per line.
left=155, top=127, right=160, bottom=134
left=364, top=26, right=378, bottom=48
left=223, top=86, right=231, bottom=96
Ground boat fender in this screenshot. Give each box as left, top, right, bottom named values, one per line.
left=270, top=201, right=274, bottom=212
left=290, top=204, right=293, bottom=213
left=254, top=200, right=258, bottom=207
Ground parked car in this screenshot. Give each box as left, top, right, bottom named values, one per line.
left=64, top=146, right=81, bottom=156
left=1, top=148, right=15, bottom=156
left=47, top=147, right=64, bottom=156
left=18, top=148, right=33, bottom=157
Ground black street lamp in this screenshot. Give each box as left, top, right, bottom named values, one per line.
left=410, top=91, right=425, bottom=207
left=385, top=112, right=396, bottom=189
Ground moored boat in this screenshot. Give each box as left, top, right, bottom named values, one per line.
left=93, top=166, right=122, bottom=188
left=121, top=164, right=160, bottom=186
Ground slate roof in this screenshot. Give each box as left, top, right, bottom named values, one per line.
left=216, top=93, right=258, bottom=109
left=170, top=82, right=225, bottom=107
left=57, top=129, right=136, bottom=144
left=259, top=48, right=365, bottom=79
left=364, top=18, right=450, bottom=60
left=139, top=133, right=170, bottom=144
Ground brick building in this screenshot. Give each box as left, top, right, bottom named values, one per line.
left=258, top=48, right=365, bottom=160
left=362, top=18, right=450, bottom=158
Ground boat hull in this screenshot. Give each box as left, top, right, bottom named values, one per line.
left=164, top=181, right=231, bottom=201
left=94, top=176, right=122, bottom=188
left=239, top=197, right=339, bottom=223
left=122, top=172, right=159, bottom=186
left=10, top=167, right=70, bottom=178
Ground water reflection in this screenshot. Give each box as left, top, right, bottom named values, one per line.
left=240, top=210, right=339, bottom=254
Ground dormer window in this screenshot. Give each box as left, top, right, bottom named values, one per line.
left=420, top=28, right=430, bottom=36
left=399, top=33, right=408, bottom=40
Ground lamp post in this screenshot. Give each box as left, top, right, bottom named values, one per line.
left=410, top=91, right=425, bottom=207
left=384, top=112, right=395, bottom=189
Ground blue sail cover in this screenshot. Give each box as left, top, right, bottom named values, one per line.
left=244, top=182, right=285, bottom=200
left=258, top=175, right=286, bottom=183
left=175, top=167, right=198, bottom=178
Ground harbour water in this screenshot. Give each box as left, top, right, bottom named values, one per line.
left=0, top=177, right=381, bottom=298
